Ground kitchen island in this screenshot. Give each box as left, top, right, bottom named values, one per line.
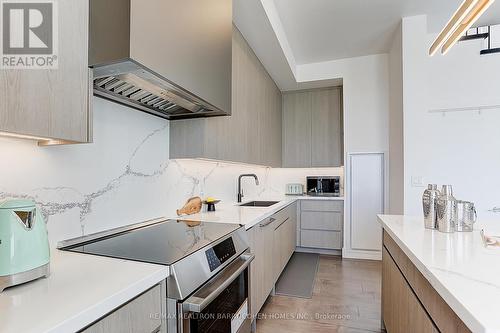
left=378, top=215, right=500, bottom=333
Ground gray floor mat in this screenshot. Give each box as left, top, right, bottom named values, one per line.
left=274, top=252, right=319, bottom=298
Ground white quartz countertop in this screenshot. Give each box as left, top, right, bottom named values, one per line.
left=171, top=196, right=344, bottom=230
left=0, top=250, right=168, bottom=333
left=378, top=214, right=500, bottom=333
left=0, top=195, right=343, bottom=333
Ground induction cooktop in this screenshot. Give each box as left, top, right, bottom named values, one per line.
left=60, top=219, right=242, bottom=266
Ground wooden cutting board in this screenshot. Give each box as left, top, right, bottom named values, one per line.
left=176, top=196, right=202, bottom=216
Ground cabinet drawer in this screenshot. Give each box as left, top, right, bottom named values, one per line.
left=272, top=203, right=297, bottom=228
left=82, top=284, right=162, bottom=333
left=301, top=211, right=342, bottom=231
left=301, top=230, right=342, bottom=249
left=300, top=200, right=343, bottom=212
left=272, top=210, right=289, bottom=228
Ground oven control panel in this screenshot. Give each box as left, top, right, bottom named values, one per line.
left=205, top=237, right=236, bottom=272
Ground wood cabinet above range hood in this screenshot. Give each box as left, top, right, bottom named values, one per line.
left=89, top=0, right=232, bottom=120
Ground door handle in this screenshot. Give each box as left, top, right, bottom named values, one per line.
left=182, top=253, right=255, bottom=313
left=259, top=217, right=276, bottom=227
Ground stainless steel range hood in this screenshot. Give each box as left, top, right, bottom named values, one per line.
left=89, top=0, right=232, bottom=120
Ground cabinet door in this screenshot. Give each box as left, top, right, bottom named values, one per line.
left=273, top=219, right=287, bottom=281
left=282, top=91, right=312, bottom=167
left=283, top=88, right=343, bottom=168
left=287, top=203, right=298, bottom=258
left=248, top=225, right=264, bottom=318
left=262, top=219, right=276, bottom=299
left=349, top=153, right=384, bottom=251
left=272, top=204, right=298, bottom=281
left=311, top=88, right=342, bottom=167
left=248, top=218, right=275, bottom=317
left=259, top=76, right=282, bottom=167
left=285, top=215, right=296, bottom=262
left=82, top=284, right=162, bottom=333
left=382, top=248, right=438, bottom=333
left=0, top=0, right=90, bottom=142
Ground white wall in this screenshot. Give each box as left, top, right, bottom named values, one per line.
left=388, top=23, right=404, bottom=214
left=402, top=15, right=500, bottom=216
left=0, top=97, right=343, bottom=247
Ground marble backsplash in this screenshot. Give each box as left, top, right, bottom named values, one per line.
left=0, top=98, right=343, bottom=246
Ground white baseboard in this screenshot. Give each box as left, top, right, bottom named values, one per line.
left=295, top=247, right=342, bottom=256
left=294, top=247, right=381, bottom=260
left=342, top=248, right=381, bottom=261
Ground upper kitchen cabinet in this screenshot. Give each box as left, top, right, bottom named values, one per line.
left=169, top=27, right=282, bottom=167
left=282, top=87, right=343, bottom=167
left=1, top=0, right=232, bottom=143
left=0, top=0, right=91, bottom=144
left=282, top=91, right=312, bottom=167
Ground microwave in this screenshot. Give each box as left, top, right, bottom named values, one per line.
left=306, top=176, right=341, bottom=196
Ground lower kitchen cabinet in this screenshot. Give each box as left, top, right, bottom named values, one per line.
left=301, top=229, right=342, bottom=249
left=81, top=283, right=164, bottom=333
left=382, top=231, right=471, bottom=333
left=273, top=202, right=297, bottom=282
left=248, top=215, right=275, bottom=319
left=382, top=248, right=438, bottom=333
left=298, top=200, right=343, bottom=250
left=248, top=203, right=297, bottom=318
left=301, top=211, right=342, bottom=230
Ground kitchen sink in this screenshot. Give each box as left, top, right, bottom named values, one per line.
left=239, top=201, right=280, bottom=207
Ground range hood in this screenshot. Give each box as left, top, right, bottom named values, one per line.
left=89, top=0, right=232, bottom=120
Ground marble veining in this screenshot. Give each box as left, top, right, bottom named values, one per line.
left=0, top=98, right=343, bottom=246
left=430, top=266, right=500, bottom=291
left=0, top=124, right=170, bottom=235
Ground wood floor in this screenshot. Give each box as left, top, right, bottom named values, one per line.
left=255, top=255, right=382, bottom=333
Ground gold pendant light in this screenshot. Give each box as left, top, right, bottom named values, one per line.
left=429, top=0, right=496, bottom=55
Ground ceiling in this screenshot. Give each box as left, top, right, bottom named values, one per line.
left=272, top=0, right=500, bottom=65
left=234, top=0, right=500, bottom=90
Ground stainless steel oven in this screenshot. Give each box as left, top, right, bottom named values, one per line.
left=58, top=218, right=253, bottom=333
left=171, top=253, right=254, bottom=333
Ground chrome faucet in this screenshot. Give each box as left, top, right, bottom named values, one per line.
left=237, top=174, right=259, bottom=203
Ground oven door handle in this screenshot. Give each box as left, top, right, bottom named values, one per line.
left=182, top=253, right=255, bottom=313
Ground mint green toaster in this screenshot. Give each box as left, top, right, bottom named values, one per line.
left=0, top=199, right=50, bottom=292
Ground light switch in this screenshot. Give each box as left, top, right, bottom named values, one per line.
left=411, top=176, right=426, bottom=187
